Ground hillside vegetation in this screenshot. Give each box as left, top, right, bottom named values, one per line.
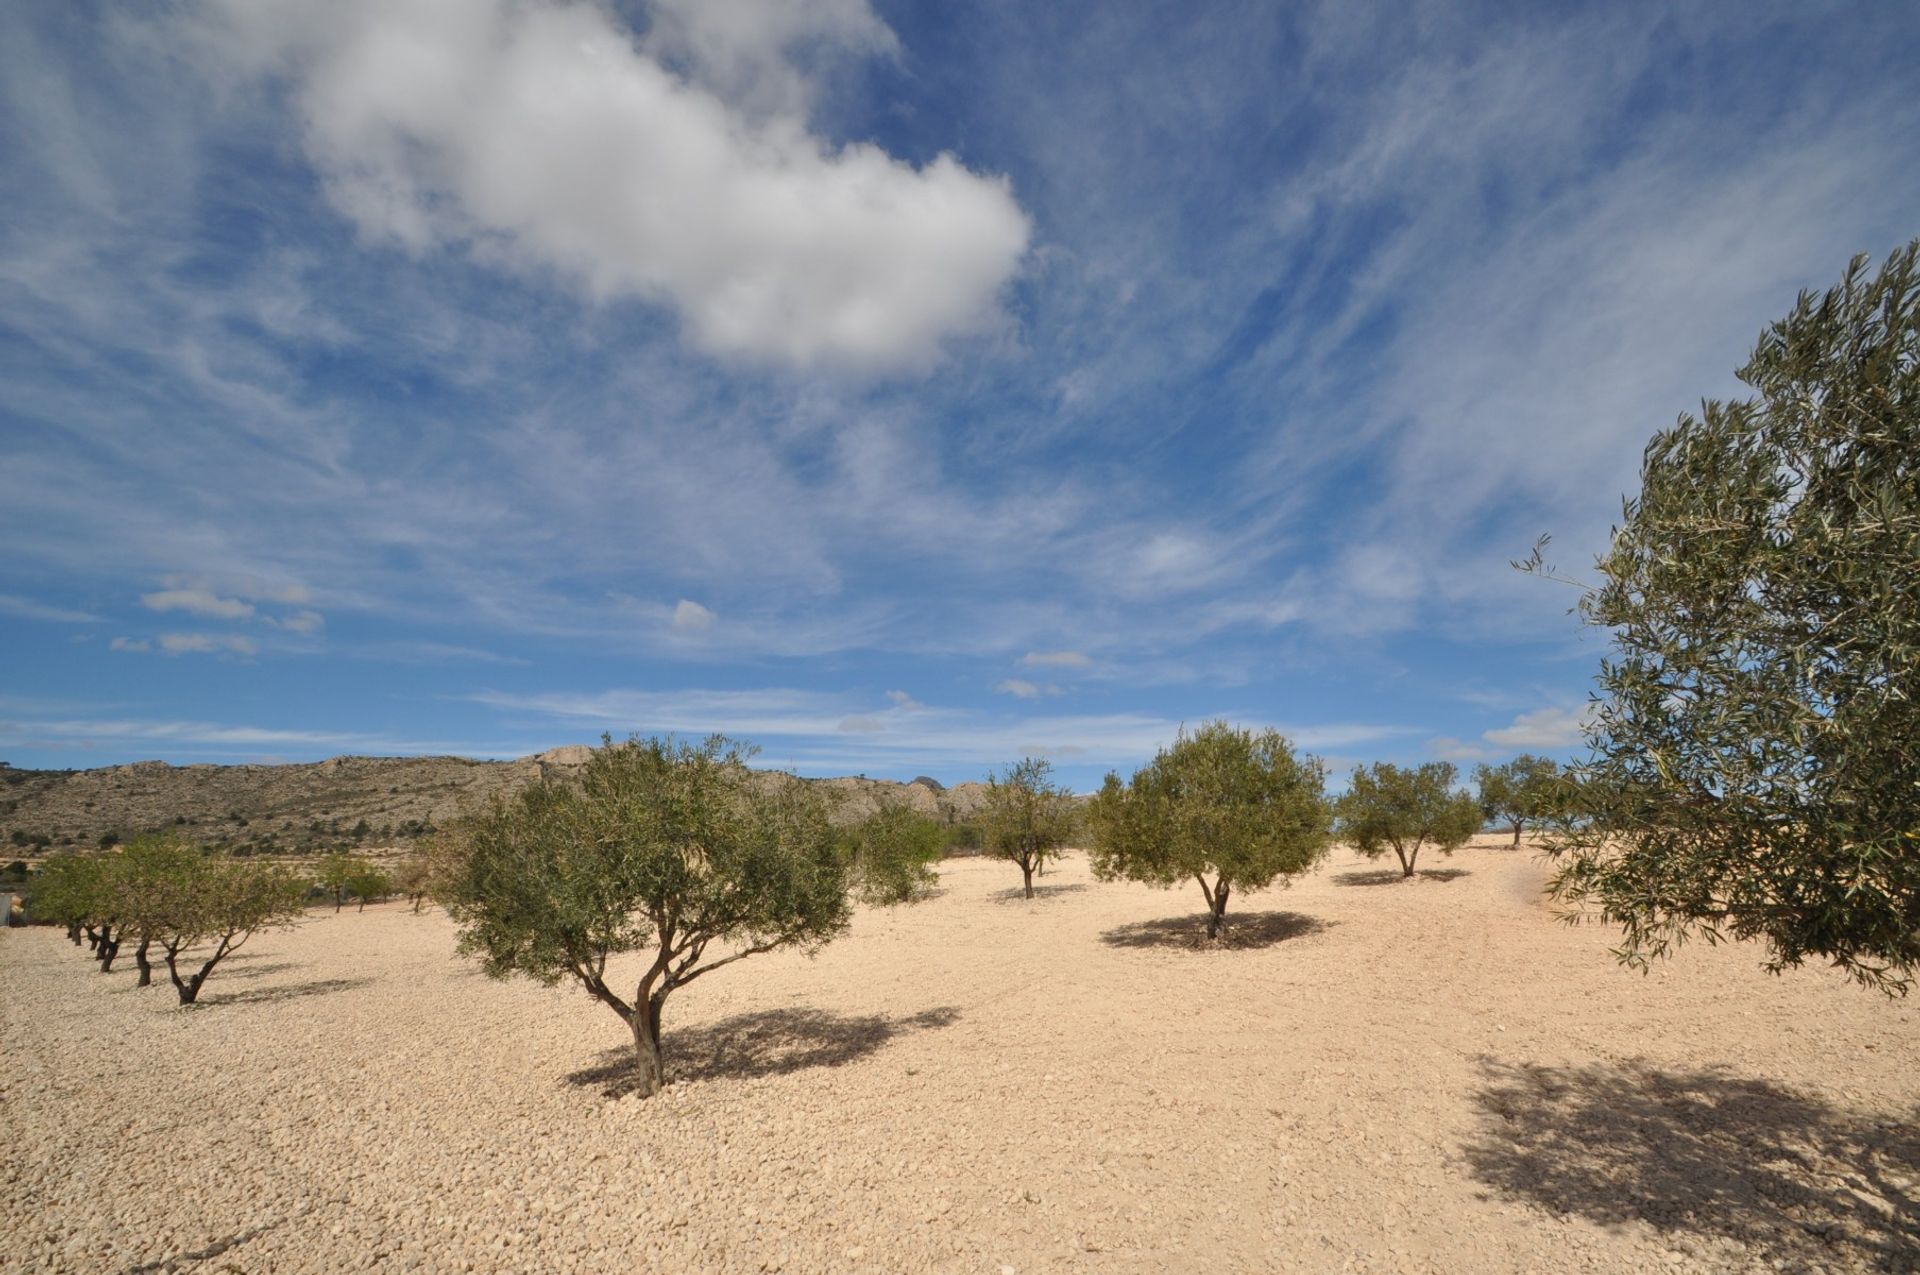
left=0, top=750, right=987, bottom=859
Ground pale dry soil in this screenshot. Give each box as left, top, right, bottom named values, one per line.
left=4, top=838, right=1917, bottom=1275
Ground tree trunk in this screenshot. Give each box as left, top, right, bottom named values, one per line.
left=67, top=922, right=82, bottom=945
left=1206, top=881, right=1231, bottom=939
left=1022, top=860, right=1035, bottom=899
left=97, top=927, right=120, bottom=973
left=83, top=924, right=100, bottom=952
left=135, top=938, right=153, bottom=987
left=629, top=996, right=666, bottom=1097
left=411, top=894, right=424, bottom=914
left=357, top=897, right=367, bottom=912
left=334, top=890, right=343, bottom=913
left=1395, top=844, right=1417, bottom=877
left=1511, top=820, right=1523, bottom=847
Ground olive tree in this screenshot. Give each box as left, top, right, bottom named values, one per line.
left=1522, top=242, right=1920, bottom=991
left=979, top=757, right=1078, bottom=899
left=839, top=796, right=944, bottom=905
left=1338, top=762, right=1482, bottom=878
left=108, top=833, right=203, bottom=987
left=315, top=853, right=365, bottom=912
left=31, top=854, right=126, bottom=969
left=440, top=736, right=851, bottom=1098
left=152, top=857, right=307, bottom=1004
left=1087, top=721, right=1334, bottom=939
left=1474, top=755, right=1563, bottom=847
left=344, top=864, right=392, bottom=911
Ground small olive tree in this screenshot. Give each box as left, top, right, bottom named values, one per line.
left=979, top=757, right=1078, bottom=899
left=1338, top=762, right=1482, bottom=878
left=1087, top=721, right=1334, bottom=939
left=1474, top=755, right=1563, bottom=847
left=1522, top=242, right=1920, bottom=990
left=391, top=853, right=434, bottom=913
left=440, top=736, right=852, bottom=1098
left=315, top=853, right=365, bottom=912
left=152, top=857, right=307, bottom=1005
left=28, top=853, right=102, bottom=950
left=109, top=833, right=203, bottom=987
left=344, top=864, right=392, bottom=911
left=839, top=796, right=944, bottom=905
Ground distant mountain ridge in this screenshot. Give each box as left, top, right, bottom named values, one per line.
left=0, top=750, right=986, bottom=857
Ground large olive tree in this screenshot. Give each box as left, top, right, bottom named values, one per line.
left=1337, top=762, right=1482, bottom=879
left=440, top=736, right=851, bottom=1098
left=1525, top=242, right=1920, bottom=991
left=1087, top=721, right=1333, bottom=939
left=979, top=757, right=1078, bottom=899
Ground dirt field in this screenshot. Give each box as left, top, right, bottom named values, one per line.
left=4, top=837, right=1917, bottom=1274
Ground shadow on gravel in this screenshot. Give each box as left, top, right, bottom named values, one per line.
left=195, top=977, right=374, bottom=1008
left=1464, top=1058, right=1920, bottom=1272
left=219, top=960, right=303, bottom=981
left=1331, top=867, right=1471, bottom=887
left=1099, top=910, right=1332, bottom=951
left=987, top=883, right=1089, bottom=904
left=567, top=1006, right=963, bottom=1097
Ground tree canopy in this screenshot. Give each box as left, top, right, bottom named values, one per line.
left=1474, top=755, right=1563, bottom=847
left=1087, top=721, right=1333, bottom=938
left=1337, top=762, right=1482, bottom=879
left=1529, top=241, right=1920, bottom=991
left=838, top=795, right=944, bottom=905
left=978, top=757, right=1078, bottom=899
left=439, top=735, right=852, bottom=1097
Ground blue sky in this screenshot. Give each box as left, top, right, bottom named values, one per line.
left=2, top=0, right=1916, bottom=788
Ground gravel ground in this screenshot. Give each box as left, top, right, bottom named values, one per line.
left=5, top=838, right=1917, bottom=1274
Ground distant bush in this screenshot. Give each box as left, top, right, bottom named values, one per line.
left=940, top=821, right=983, bottom=853
left=839, top=798, right=943, bottom=905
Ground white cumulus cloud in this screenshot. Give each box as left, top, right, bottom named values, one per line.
left=203, top=0, right=1030, bottom=371
left=672, top=599, right=716, bottom=633
left=140, top=587, right=255, bottom=620
left=1483, top=705, right=1592, bottom=751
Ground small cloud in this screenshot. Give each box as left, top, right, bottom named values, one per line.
left=275, top=610, right=325, bottom=635
left=995, top=678, right=1063, bottom=699
left=1022, top=650, right=1092, bottom=669
left=839, top=716, right=886, bottom=734
left=1428, top=735, right=1495, bottom=763
left=141, top=588, right=255, bottom=621
left=1483, top=705, right=1591, bottom=750
left=157, top=633, right=259, bottom=657
left=885, top=690, right=924, bottom=710
left=672, top=599, right=716, bottom=634
left=0, top=593, right=102, bottom=624
left=109, top=636, right=152, bottom=653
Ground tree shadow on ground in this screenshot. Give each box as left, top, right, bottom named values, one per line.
left=194, top=977, right=375, bottom=1008
left=1463, top=1058, right=1920, bottom=1271
left=987, top=882, right=1089, bottom=904
left=219, top=960, right=302, bottom=980
left=1099, top=910, right=1332, bottom=951
left=565, top=1005, right=964, bottom=1097
left=1331, top=867, right=1471, bottom=887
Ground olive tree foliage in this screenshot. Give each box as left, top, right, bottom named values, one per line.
left=1520, top=242, right=1920, bottom=991
left=31, top=853, right=134, bottom=971
left=979, top=756, right=1078, bottom=899
left=1337, top=762, right=1483, bottom=879
left=440, top=736, right=852, bottom=1098
left=1474, top=755, right=1564, bottom=847
left=316, top=853, right=367, bottom=912
left=107, top=833, right=203, bottom=987
left=145, top=854, right=306, bottom=1004
left=838, top=796, right=944, bottom=905
left=1087, top=721, right=1334, bottom=939
left=391, top=853, right=435, bottom=913
left=344, top=864, right=392, bottom=912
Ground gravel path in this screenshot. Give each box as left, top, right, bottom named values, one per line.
left=5, top=838, right=1917, bottom=1273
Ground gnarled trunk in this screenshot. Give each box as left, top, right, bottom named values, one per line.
left=629, top=995, right=666, bottom=1097
left=1205, top=880, right=1232, bottom=939
left=67, top=922, right=82, bottom=945
left=97, top=926, right=120, bottom=972
left=135, top=938, right=153, bottom=987
left=1394, top=843, right=1418, bottom=877
left=1021, top=859, right=1035, bottom=899
left=1510, top=820, right=1524, bottom=847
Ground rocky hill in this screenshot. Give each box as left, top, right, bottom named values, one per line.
left=0, top=750, right=989, bottom=858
